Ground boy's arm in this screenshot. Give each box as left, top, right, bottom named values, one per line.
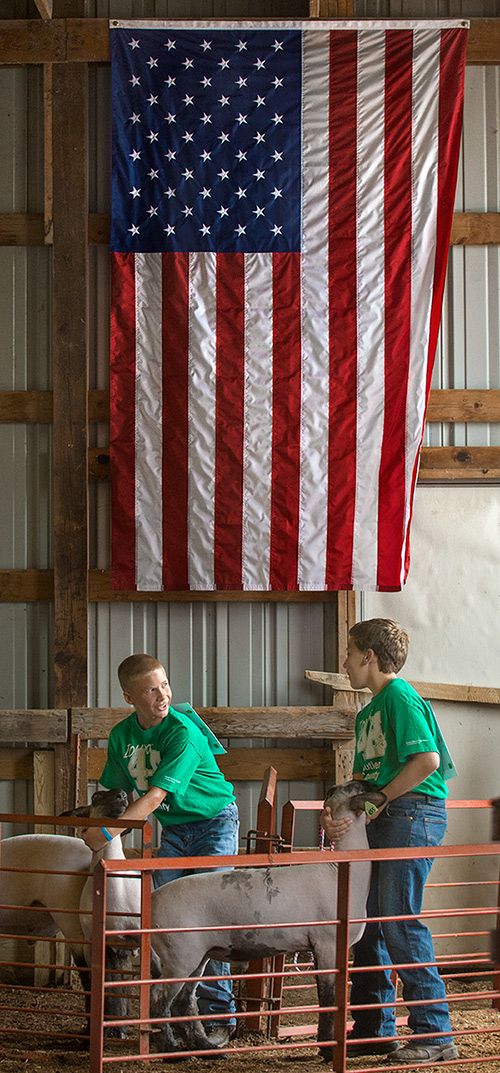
left=82, top=785, right=167, bottom=850
left=379, top=751, right=439, bottom=803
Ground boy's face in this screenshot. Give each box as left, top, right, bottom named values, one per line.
left=123, top=665, right=172, bottom=728
left=343, top=640, right=371, bottom=690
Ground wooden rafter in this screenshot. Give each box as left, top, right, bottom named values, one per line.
left=0, top=19, right=497, bottom=66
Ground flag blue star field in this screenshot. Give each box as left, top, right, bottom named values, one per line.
left=110, top=20, right=468, bottom=593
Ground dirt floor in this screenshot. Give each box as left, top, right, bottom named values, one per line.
left=0, top=975, right=498, bottom=1073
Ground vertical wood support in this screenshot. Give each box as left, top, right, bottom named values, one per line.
left=334, top=592, right=357, bottom=781
left=50, top=29, right=89, bottom=808
left=309, top=0, right=355, bottom=15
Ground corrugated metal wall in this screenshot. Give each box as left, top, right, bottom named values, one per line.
left=0, top=2, right=499, bottom=840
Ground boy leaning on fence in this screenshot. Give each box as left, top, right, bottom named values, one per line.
left=81, top=653, right=239, bottom=1048
left=321, top=618, right=458, bottom=1064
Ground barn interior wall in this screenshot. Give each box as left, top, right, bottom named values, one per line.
left=0, top=3, right=498, bottom=867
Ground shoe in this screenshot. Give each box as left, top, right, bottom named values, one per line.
left=387, top=1041, right=458, bottom=1063
left=347, top=1037, right=400, bottom=1057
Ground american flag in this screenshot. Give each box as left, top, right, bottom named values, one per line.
left=110, top=20, right=467, bottom=592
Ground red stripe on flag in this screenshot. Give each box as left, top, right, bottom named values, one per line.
left=214, top=254, right=245, bottom=590
left=325, top=30, right=358, bottom=591
left=376, top=30, right=414, bottom=590
left=110, top=252, right=137, bottom=590
left=162, top=252, right=189, bottom=590
left=402, top=27, right=467, bottom=582
left=269, top=252, right=301, bottom=590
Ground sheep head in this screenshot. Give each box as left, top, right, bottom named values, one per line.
left=324, top=780, right=387, bottom=818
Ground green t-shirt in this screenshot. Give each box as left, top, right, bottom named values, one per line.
left=100, top=706, right=235, bottom=827
left=353, top=678, right=451, bottom=798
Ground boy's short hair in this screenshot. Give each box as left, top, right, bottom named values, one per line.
left=349, top=619, right=409, bottom=674
left=118, top=654, right=165, bottom=691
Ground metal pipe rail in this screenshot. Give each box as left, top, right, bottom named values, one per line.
left=90, top=840, right=500, bottom=1073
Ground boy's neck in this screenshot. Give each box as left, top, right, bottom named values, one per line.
left=367, top=668, right=397, bottom=696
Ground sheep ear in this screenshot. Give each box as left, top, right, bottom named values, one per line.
left=59, top=804, right=92, bottom=818
left=349, top=790, right=387, bottom=815
left=324, top=785, right=337, bottom=805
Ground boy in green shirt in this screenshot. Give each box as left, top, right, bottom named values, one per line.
left=321, top=618, right=457, bottom=1064
left=82, top=653, right=238, bottom=1045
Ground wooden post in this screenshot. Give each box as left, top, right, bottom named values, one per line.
left=50, top=0, right=89, bottom=810
left=334, top=593, right=356, bottom=781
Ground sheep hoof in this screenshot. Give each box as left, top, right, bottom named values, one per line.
left=104, top=1026, right=127, bottom=1040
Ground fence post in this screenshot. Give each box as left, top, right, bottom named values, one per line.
left=332, top=861, right=351, bottom=1073
left=89, top=860, right=107, bottom=1073
left=139, top=822, right=153, bottom=1055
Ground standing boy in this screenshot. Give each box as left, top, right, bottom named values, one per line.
left=82, top=654, right=239, bottom=1046
left=321, top=618, right=457, bottom=1063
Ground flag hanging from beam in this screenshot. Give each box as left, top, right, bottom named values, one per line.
left=110, top=19, right=468, bottom=592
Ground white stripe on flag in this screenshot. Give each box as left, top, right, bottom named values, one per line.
left=297, top=30, right=331, bottom=590
left=242, top=253, right=274, bottom=590
left=351, top=30, right=387, bottom=591
left=188, top=252, right=217, bottom=589
left=401, top=29, right=441, bottom=585
left=134, top=252, right=163, bottom=590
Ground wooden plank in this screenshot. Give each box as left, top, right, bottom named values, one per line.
left=419, top=445, right=500, bottom=481
left=34, top=0, right=53, bottom=21
left=43, top=65, right=54, bottom=246
left=0, top=210, right=499, bottom=247
left=71, top=705, right=356, bottom=740
left=426, top=390, right=500, bottom=423
left=0, top=18, right=490, bottom=66
left=33, top=750, right=55, bottom=834
left=450, top=212, right=500, bottom=245
left=0, top=569, right=53, bottom=600
left=88, top=570, right=338, bottom=603
left=86, top=745, right=343, bottom=783
left=0, top=213, right=45, bottom=245
left=0, top=749, right=32, bottom=780
left=0, top=20, right=66, bottom=63
left=52, top=59, right=89, bottom=709
left=0, top=710, right=67, bottom=742
left=5, top=388, right=500, bottom=425
left=305, top=670, right=500, bottom=706
left=0, top=391, right=53, bottom=422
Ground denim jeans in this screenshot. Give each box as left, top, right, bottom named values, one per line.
left=350, top=794, right=454, bottom=1045
left=154, top=801, right=239, bottom=1026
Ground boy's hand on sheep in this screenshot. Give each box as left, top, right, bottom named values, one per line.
left=320, top=806, right=352, bottom=843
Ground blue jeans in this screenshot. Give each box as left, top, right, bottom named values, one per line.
left=154, top=801, right=239, bottom=1027
left=350, top=794, right=454, bottom=1045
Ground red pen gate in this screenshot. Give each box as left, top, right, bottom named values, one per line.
left=88, top=837, right=500, bottom=1073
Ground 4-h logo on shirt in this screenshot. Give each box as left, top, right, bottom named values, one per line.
left=357, top=712, right=387, bottom=761
left=123, top=743, right=161, bottom=791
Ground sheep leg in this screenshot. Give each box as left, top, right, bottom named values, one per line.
left=104, top=945, right=130, bottom=1039
left=150, top=957, right=221, bottom=1055
left=313, top=948, right=336, bottom=1063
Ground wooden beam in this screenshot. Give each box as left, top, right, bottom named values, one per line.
left=426, top=390, right=500, bottom=424
left=86, top=745, right=343, bottom=783
left=3, top=388, right=500, bottom=425
left=419, top=446, right=500, bottom=481
left=33, top=751, right=55, bottom=834
left=0, top=19, right=496, bottom=66
left=0, top=211, right=499, bottom=247
left=0, top=749, right=32, bottom=780
left=71, top=705, right=355, bottom=741
left=450, top=212, right=500, bottom=245
left=0, top=710, right=67, bottom=742
left=305, top=670, right=500, bottom=706
left=87, top=571, right=339, bottom=603
left=51, top=59, right=89, bottom=709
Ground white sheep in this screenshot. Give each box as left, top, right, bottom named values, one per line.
left=149, top=781, right=386, bottom=1059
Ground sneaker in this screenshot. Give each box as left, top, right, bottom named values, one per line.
left=387, top=1041, right=458, bottom=1063
left=347, top=1037, right=400, bottom=1057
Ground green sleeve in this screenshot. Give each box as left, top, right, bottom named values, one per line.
left=100, top=729, right=135, bottom=793
left=389, top=694, right=439, bottom=765
left=149, top=727, right=202, bottom=794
